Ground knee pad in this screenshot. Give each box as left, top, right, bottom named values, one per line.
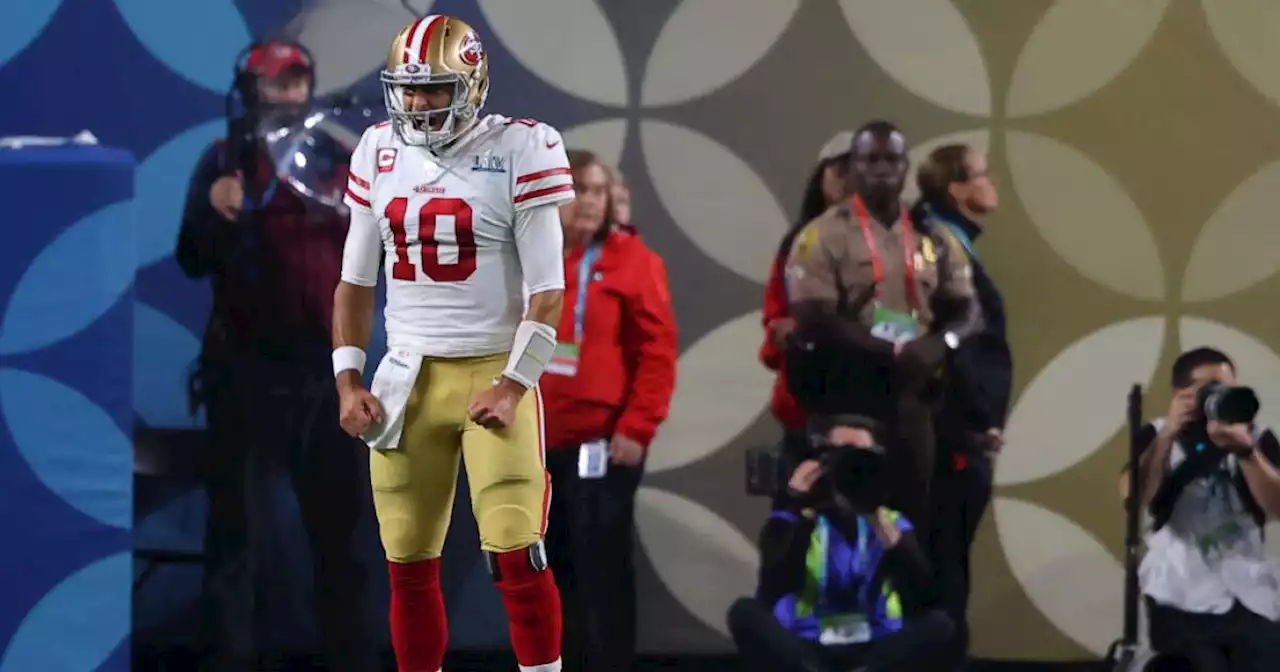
left=484, top=540, right=548, bottom=582
left=475, top=475, right=544, bottom=551
left=478, top=503, right=539, bottom=542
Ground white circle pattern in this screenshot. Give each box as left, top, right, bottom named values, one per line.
left=481, top=0, right=1280, bottom=656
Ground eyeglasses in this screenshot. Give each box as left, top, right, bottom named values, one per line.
left=963, top=167, right=994, bottom=183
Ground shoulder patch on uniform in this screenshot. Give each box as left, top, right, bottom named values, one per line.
left=920, top=236, right=937, bottom=264
left=792, top=223, right=820, bottom=261
left=940, top=227, right=964, bottom=254
left=938, top=229, right=973, bottom=281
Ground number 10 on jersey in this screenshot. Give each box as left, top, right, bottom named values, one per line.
left=385, top=196, right=477, bottom=282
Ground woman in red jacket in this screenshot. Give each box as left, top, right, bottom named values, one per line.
left=608, top=166, right=638, bottom=236
left=540, top=149, right=678, bottom=672
left=761, top=130, right=854, bottom=452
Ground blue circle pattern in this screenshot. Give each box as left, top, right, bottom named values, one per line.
left=0, top=201, right=136, bottom=356
left=0, top=152, right=135, bottom=668
left=134, top=303, right=203, bottom=427
left=133, top=119, right=225, bottom=269
left=0, top=0, right=612, bottom=660
left=113, top=0, right=251, bottom=93
left=0, top=0, right=62, bottom=66
left=0, top=368, right=133, bottom=528
left=0, top=552, right=132, bottom=672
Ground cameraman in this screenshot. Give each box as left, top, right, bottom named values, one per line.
left=1129, top=348, right=1280, bottom=671
left=728, top=419, right=952, bottom=672
left=176, top=41, right=377, bottom=672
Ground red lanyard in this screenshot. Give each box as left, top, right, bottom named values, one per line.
left=851, top=194, right=920, bottom=311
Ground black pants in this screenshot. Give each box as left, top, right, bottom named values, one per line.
left=727, top=597, right=953, bottom=672
left=544, top=444, right=645, bottom=672
left=199, top=358, right=378, bottom=672
left=887, top=396, right=937, bottom=537
left=1148, top=600, right=1280, bottom=672
left=928, top=449, right=993, bottom=670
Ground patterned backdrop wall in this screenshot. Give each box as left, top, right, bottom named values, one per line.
left=4, top=0, right=1280, bottom=662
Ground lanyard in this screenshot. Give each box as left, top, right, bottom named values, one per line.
left=851, top=195, right=920, bottom=311
left=573, top=243, right=603, bottom=343
left=815, top=516, right=829, bottom=596
left=942, top=221, right=975, bottom=259
left=814, top=515, right=871, bottom=606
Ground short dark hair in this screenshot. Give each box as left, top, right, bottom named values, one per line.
left=566, top=148, right=615, bottom=242
left=809, top=413, right=883, bottom=448
left=854, top=119, right=900, bottom=141
left=1171, top=347, right=1234, bottom=389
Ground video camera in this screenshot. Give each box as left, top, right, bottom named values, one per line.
left=744, top=437, right=888, bottom=514
left=1196, top=381, right=1260, bottom=425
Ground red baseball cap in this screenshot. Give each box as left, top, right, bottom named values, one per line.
left=245, top=41, right=312, bottom=80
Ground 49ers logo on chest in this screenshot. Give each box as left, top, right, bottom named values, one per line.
left=459, top=31, right=483, bottom=66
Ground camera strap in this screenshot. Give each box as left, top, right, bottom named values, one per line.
left=1151, top=441, right=1265, bottom=531
left=851, top=194, right=920, bottom=312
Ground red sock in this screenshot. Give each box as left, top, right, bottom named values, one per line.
left=387, top=558, right=448, bottom=672
left=494, top=549, right=562, bottom=668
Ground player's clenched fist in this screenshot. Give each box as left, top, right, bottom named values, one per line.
left=468, top=378, right=523, bottom=430
left=338, top=380, right=384, bottom=437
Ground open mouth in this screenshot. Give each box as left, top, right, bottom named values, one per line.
left=410, top=115, right=447, bottom=132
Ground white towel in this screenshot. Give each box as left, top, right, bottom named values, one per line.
left=361, top=349, right=423, bottom=451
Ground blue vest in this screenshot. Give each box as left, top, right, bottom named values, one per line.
left=771, top=511, right=909, bottom=643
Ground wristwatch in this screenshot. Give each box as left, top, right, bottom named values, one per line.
left=943, top=331, right=960, bottom=350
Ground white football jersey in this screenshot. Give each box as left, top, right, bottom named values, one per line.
left=344, top=115, right=573, bottom=357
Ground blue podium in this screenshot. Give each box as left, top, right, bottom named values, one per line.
left=0, top=144, right=135, bottom=671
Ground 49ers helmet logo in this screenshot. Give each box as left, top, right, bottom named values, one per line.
left=459, top=31, right=483, bottom=66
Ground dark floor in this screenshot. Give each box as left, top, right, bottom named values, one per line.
left=132, top=645, right=1106, bottom=671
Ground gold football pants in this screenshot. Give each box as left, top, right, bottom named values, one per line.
left=369, top=353, right=549, bottom=562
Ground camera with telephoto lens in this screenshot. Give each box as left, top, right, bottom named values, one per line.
left=744, top=440, right=888, bottom=514
left=1196, top=381, right=1260, bottom=425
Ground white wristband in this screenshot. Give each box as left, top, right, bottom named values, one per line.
left=332, top=346, right=367, bottom=378
left=502, top=320, right=558, bottom=388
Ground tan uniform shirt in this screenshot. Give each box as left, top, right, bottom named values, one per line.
left=785, top=200, right=975, bottom=333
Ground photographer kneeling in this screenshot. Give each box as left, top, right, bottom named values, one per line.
left=1128, top=348, right=1280, bottom=671
left=729, top=419, right=952, bottom=672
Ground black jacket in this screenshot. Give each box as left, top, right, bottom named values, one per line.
left=916, top=204, right=1013, bottom=449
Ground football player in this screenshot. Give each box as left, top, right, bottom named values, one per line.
left=331, top=15, right=570, bottom=672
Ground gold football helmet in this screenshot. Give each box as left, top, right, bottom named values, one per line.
left=382, top=15, right=490, bottom=149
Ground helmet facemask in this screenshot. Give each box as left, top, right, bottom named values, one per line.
left=381, top=70, right=478, bottom=151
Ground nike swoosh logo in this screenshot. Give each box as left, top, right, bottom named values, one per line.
left=546, top=140, right=560, bottom=149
